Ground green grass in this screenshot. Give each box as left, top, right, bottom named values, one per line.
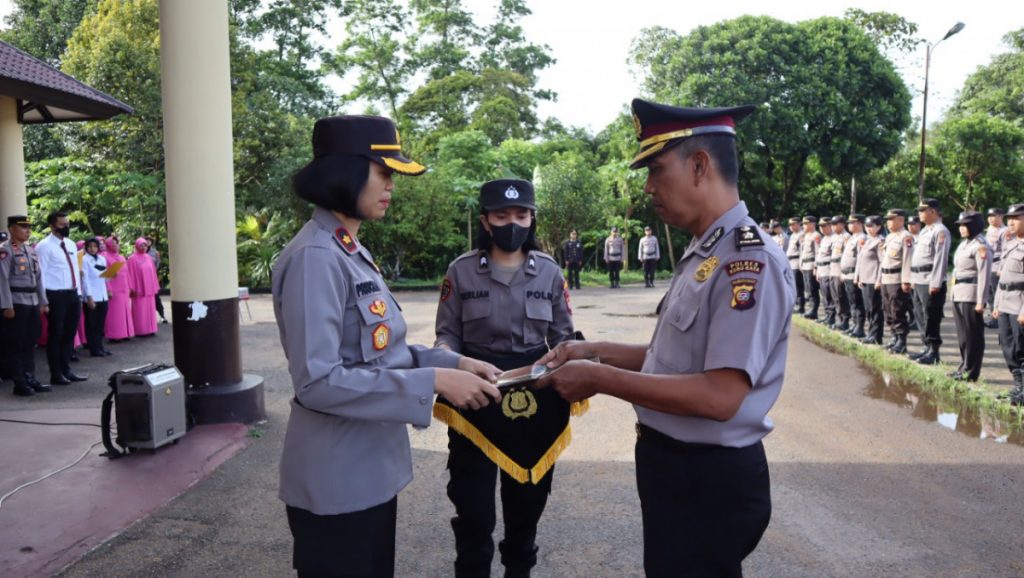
left=792, top=315, right=1022, bottom=427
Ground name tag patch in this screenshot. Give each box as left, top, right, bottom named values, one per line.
left=726, top=260, right=763, bottom=276
left=356, top=280, right=381, bottom=298
left=526, top=290, right=554, bottom=300
left=460, top=290, right=489, bottom=300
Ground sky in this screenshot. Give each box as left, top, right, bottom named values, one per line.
left=1, top=0, right=1020, bottom=133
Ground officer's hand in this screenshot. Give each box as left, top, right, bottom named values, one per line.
left=435, top=369, right=501, bottom=410
left=929, top=287, right=940, bottom=295
left=538, top=340, right=598, bottom=370
left=40, top=305, right=48, bottom=316
left=2, top=308, right=13, bottom=319
left=902, top=283, right=912, bottom=293
left=992, top=308, right=1000, bottom=319
left=87, top=297, right=96, bottom=310
left=874, top=283, right=881, bottom=290
left=974, top=303, right=984, bottom=314
left=1018, top=313, right=1024, bottom=327
left=457, top=356, right=501, bottom=383
left=535, top=359, right=600, bottom=403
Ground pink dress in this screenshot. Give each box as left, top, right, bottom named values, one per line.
left=104, top=244, right=135, bottom=340
left=126, top=242, right=159, bottom=336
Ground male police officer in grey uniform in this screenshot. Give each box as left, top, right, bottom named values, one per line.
left=992, top=204, right=1024, bottom=405
left=639, top=225, right=661, bottom=287
left=604, top=227, right=625, bottom=288
left=841, top=214, right=867, bottom=338
left=855, top=215, right=886, bottom=345
left=536, top=98, right=794, bottom=577
left=562, top=230, right=584, bottom=290
left=816, top=219, right=835, bottom=326
left=908, top=198, right=951, bottom=365
left=881, top=209, right=914, bottom=353
left=984, top=208, right=1008, bottom=328
left=949, top=211, right=991, bottom=381
left=829, top=216, right=851, bottom=331
left=786, top=217, right=805, bottom=314
left=1, top=216, right=50, bottom=396
left=800, top=216, right=821, bottom=319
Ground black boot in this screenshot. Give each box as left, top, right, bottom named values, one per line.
left=916, top=344, right=940, bottom=365
left=890, top=334, right=908, bottom=354
left=885, top=334, right=898, bottom=351
left=908, top=346, right=930, bottom=360
left=1007, top=371, right=1024, bottom=405
left=12, top=379, right=35, bottom=397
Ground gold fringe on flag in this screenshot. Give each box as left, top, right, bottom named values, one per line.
left=570, top=399, right=590, bottom=417
left=433, top=403, right=581, bottom=485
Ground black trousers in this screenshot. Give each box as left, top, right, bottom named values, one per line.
left=447, top=430, right=552, bottom=578
left=607, top=260, right=622, bottom=286
left=566, top=263, right=581, bottom=290
left=861, top=284, right=884, bottom=343
left=45, top=289, right=80, bottom=378
left=155, top=292, right=165, bottom=319
left=952, top=301, right=985, bottom=380
left=0, top=303, right=41, bottom=382
left=997, top=313, right=1024, bottom=374
left=845, top=279, right=865, bottom=329
left=819, top=275, right=834, bottom=321
left=801, top=270, right=819, bottom=315
left=912, top=283, right=947, bottom=346
left=83, top=300, right=109, bottom=354
left=286, top=499, right=397, bottom=578
left=791, top=266, right=805, bottom=310
left=881, top=284, right=911, bottom=336
left=985, top=270, right=998, bottom=308
left=643, top=258, right=658, bottom=285
left=636, top=425, right=770, bottom=578
left=831, top=276, right=850, bottom=324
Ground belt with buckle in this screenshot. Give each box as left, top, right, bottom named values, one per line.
left=955, top=276, right=977, bottom=284
left=881, top=267, right=901, bottom=274
left=911, top=264, right=934, bottom=273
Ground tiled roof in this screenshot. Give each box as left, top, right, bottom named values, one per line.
left=0, top=39, right=133, bottom=124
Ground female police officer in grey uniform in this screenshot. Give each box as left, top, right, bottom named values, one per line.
left=272, top=115, right=501, bottom=578
left=433, top=179, right=575, bottom=578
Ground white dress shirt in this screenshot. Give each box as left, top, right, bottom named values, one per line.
left=35, top=233, right=82, bottom=295
left=81, top=252, right=109, bottom=302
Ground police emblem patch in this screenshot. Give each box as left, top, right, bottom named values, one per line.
left=369, top=299, right=387, bottom=318
left=730, top=278, right=757, bottom=310
left=505, top=186, right=520, bottom=199
left=905, top=237, right=913, bottom=247
left=979, top=247, right=988, bottom=260
left=440, top=278, right=452, bottom=302
left=502, top=387, right=538, bottom=420
left=695, top=256, right=719, bottom=282
left=372, top=323, right=390, bottom=350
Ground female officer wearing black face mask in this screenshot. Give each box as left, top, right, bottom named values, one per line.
left=434, top=178, right=578, bottom=578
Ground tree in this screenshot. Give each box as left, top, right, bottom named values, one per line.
left=933, top=113, right=1024, bottom=210
left=951, top=28, right=1024, bottom=123
left=843, top=8, right=922, bottom=55
left=478, top=0, right=556, bottom=101
left=0, top=0, right=97, bottom=65
left=408, top=0, right=478, bottom=81
left=535, top=150, right=609, bottom=257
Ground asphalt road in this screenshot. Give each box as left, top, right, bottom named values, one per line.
left=56, top=284, right=1024, bottom=577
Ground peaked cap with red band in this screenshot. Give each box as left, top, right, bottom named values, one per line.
left=629, top=99, right=756, bottom=169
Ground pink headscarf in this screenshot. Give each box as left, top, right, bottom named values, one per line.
left=76, top=240, right=85, bottom=251
left=135, top=237, right=149, bottom=253
left=105, top=237, right=120, bottom=254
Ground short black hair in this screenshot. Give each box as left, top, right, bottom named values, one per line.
left=293, top=156, right=371, bottom=218
left=85, top=237, right=101, bottom=250
left=47, top=211, right=67, bottom=226
left=476, top=211, right=541, bottom=254
left=673, top=134, right=739, bottom=186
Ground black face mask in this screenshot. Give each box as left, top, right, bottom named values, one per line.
left=56, top=225, right=71, bottom=238
left=489, top=222, right=530, bottom=253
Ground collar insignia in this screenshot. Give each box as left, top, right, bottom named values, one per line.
left=334, top=227, right=358, bottom=255
left=701, top=227, right=724, bottom=252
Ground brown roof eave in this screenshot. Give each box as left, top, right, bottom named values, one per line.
left=0, top=76, right=134, bottom=124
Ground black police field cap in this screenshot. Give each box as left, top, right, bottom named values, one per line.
left=954, top=210, right=982, bottom=224
left=907, top=215, right=921, bottom=225
left=917, top=198, right=940, bottom=211
left=865, top=215, right=883, bottom=227
left=802, top=215, right=818, bottom=224
left=629, top=99, right=756, bottom=169
left=1007, top=204, right=1024, bottom=217
left=769, top=219, right=781, bottom=228
left=885, top=208, right=907, bottom=219
left=830, top=215, right=846, bottom=224
left=309, top=115, right=426, bottom=176
left=987, top=207, right=1005, bottom=216
left=848, top=214, right=865, bottom=224
left=480, top=179, right=535, bottom=212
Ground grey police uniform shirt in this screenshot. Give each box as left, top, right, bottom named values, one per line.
left=986, top=225, right=1007, bottom=271
left=829, top=230, right=850, bottom=277
left=994, top=236, right=1024, bottom=316
left=272, top=207, right=461, bottom=515
left=786, top=230, right=804, bottom=271
left=815, top=234, right=833, bottom=278
left=880, top=230, right=913, bottom=285
left=771, top=232, right=788, bottom=254
left=951, top=235, right=992, bottom=304
left=435, top=250, right=573, bottom=356
left=604, top=236, right=624, bottom=262
left=839, top=232, right=864, bottom=281
left=854, top=235, right=884, bottom=286
left=638, top=235, right=660, bottom=261
left=910, top=222, right=951, bottom=288
left=799, top=230, right=820, bottom=272
left=637, top=201, right=795, bottom=447
left=0, top=242, right=47, bottom=309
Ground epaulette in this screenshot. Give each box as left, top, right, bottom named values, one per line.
left=735, top=225, right=765, bottom=250
left=528, top=250, right=558, bottom=265
left=451, top=250, right=481, bottom=265
left=333, top=227, right=358, bottom=255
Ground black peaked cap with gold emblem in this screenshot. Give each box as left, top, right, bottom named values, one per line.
left=480, top=179, right=535, bottom=212
left=629, top=99, right=757, bottom=169
left=7, top=215, right=31, bottom=227
left=310, top=115, right=426, bottom=176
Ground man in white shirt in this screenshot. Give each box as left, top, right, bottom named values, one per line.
left=81, top=237, right=112, bottom=357
left=34, top=211, right=87, bottom=385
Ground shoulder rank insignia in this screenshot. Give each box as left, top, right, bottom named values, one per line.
left=334, top=227, right=358, bottom=255
left=528, top=256, right=536, bottom=270
left=701, top=227, right=725, bottom=252
left=695, top=256, right=719, bottom=282
left=479, top=254, right=489, bottom=270
left=372, top=323, right=390, bottom=351
left=730, top=278, right=757, bottom=310
left=736, top=226, right=764, bottom=248
left=369, top=299, right=388, bottom=318
left=440, top=277, right=453, bottom=301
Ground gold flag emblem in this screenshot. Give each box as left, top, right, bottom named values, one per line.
left=695, top=256, right=719, bottom=283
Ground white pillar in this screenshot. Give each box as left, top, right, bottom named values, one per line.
left=0, top=96, right=27, bottom=226
left=159, top=0, right=263, bottom=423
